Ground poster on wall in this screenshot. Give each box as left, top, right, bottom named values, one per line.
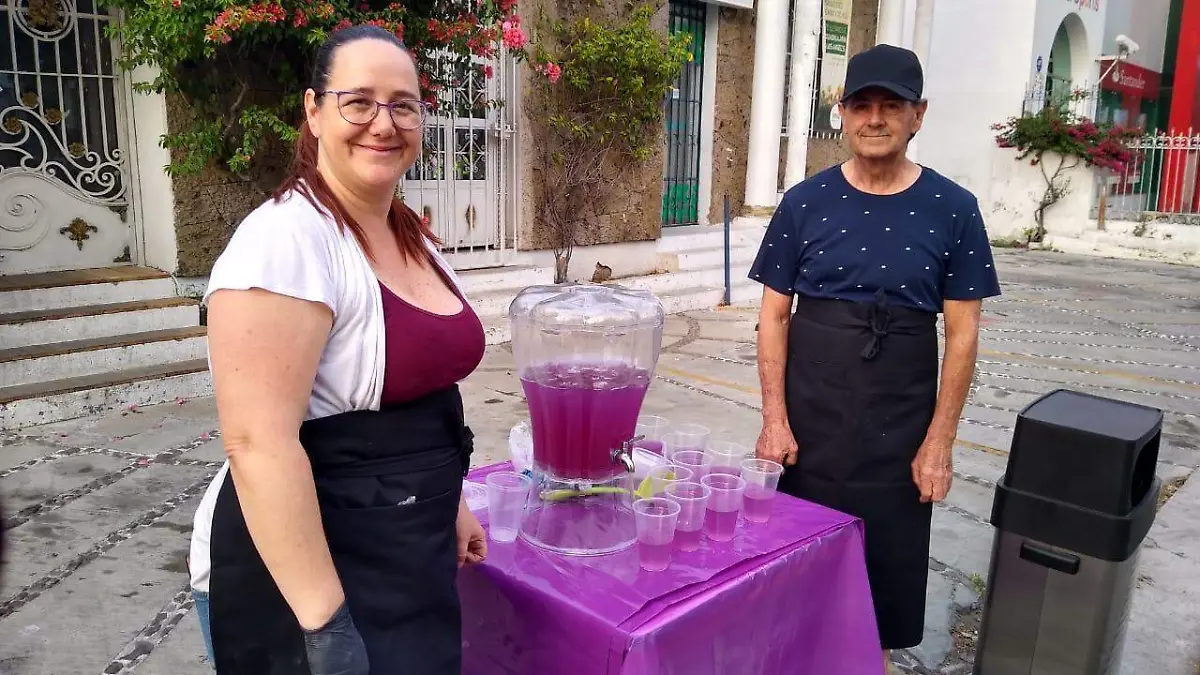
left=814, top=0, right=853, bottom=132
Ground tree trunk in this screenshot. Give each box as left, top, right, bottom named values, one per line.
left=553, top=250, right=571, bottom=284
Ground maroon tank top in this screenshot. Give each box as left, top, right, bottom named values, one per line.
left=379, top=270, right=485, bottom=406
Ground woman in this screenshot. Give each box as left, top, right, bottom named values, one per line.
left=187, top=25, right=488, bottom=675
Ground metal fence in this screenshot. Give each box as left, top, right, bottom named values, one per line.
left=399, top=48, right=517, bottom=270
left=1020, top=80, right=1100, bottom=120
left=1093, top=132, right=1200, bottom=221
left=781, top=0, right=840, bottom=141
left=662, top=0, right=707, bottom=227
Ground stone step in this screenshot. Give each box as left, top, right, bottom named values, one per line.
left=455, top=264, right=554, bottom=295
left=616, top=263, right=755, bottom=296
left=478, top=282, right=748, bottom=346
left=0, top=327, right=208, bottom=388
left=469, top=288, right=521, bottom=321
left=0, top=358, right=212, bottom=429
left=656, top=224, right=766, bottom=254
left=675, top=245, right=759, bottom=271
left=0, top=297, right=200, bottom=345
left=0, top=266, right=177, bottom=313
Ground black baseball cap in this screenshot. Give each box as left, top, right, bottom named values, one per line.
left=840, top=44, right=924, bottom=103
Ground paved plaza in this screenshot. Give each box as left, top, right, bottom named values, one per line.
left=1, top=249, right=1198, bottom=674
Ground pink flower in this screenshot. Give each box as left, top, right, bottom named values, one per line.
left=544, top=62, right=561, bottom=83
left=501, top=15, right=527, bottom=49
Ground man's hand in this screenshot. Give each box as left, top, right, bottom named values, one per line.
left=911, top=436, right=953, bottom=502
left=756, top=420, right=798, bottom=467
left=456, top=499, right=487, bottom=568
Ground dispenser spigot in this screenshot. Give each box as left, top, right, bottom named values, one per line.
left=612, top=435, right=641, bottom=473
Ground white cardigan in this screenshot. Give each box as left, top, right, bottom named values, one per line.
left=189, top=188, right=465, bottom=592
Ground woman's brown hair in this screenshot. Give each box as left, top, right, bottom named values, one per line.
left=273, top=24, right=440, bottom=263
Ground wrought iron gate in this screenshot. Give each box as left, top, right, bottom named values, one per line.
left=401, top=50, right=516, bottom=270
left=0, top=0, right=133, bottom=275
left=661, top=0, right=706, bottom=227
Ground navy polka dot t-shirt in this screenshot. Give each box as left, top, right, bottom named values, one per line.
left=748, top=164, right=1001, bottom=313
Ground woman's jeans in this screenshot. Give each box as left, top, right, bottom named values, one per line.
left=192, top=587, right=216, bottom=666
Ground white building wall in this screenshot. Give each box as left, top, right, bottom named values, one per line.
left=1030, top=0, right=1106, bottom=87
left=915, top=0, right=1114, bottom=239
left=1101, top=0, right=1172, bottom=72
left=916, top=0, right=1038, bottom=208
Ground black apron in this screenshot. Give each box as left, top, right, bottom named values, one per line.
left=780, top=290, right=937, bottom=650
left=208, top=385, right=474, bottom=674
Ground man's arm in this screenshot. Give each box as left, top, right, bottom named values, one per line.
left=929, top=299, right=982, bottom=442
left=912, top=298, right=982, bottom=502
left=758, top=287, right=793, bottom=424
left=756, top=287, right=798, bottom=465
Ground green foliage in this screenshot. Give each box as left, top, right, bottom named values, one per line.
left=529, top=5, right=690, bottom=161
left=525, top=4, right=691, bottom=281
left=103, top=0, right=520, bottom=176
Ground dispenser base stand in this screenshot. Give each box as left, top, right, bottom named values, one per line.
left=519, top=471, right=638, bottom=556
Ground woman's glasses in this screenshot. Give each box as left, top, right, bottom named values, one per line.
left=317, top=90, right=429, bottom=130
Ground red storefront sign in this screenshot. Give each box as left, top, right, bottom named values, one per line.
left=1100, top=59, right=1161, bottom=100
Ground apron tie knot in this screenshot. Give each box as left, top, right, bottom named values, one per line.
left=861, top=288, right=891, bottom=360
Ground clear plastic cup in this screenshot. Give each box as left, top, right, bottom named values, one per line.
left=486, top=471, right=531, bottom=543
left=670, top=449, right=712, bottom=481
left=701, top=473, right=746, bottom=542
left=663, top=423, right=711, bottom=459
left=633, top=497, right=681, bottom=571
left=648, top=464, right=693, bottom=496
left=740, top=458, right=784, bottom=523
left=663, top=481, right=711, bottom=552
left=706, top=440, right=751, bottom=476
left=635, top=415, right=671, bottom=455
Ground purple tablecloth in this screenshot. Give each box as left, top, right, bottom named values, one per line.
left=458, top=463, right=885, bottom=675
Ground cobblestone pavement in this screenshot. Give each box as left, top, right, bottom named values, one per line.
left=1, top=249, right=1198, bottom=675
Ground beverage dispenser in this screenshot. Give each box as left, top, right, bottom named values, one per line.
left=508, top=283, right=665, bottom=555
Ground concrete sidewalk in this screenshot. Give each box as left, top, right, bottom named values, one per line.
left=1, top=249, right=1198, bottom=674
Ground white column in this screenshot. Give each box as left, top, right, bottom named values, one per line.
left=875, top=0, right=906, bottom=46
left=743, top=0, right=791, bottom=209
left=908, top=0, right=935, bottom=161
left=783, top=0, right=822, bottom=190
left=128, top=64, right=179, bottom=274
left=911, top=0, right=935, bottom=68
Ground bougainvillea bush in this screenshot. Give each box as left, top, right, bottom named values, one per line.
left=106, top=0, right=526, bottom=175
left=992, top=95, right=1141, bottom=242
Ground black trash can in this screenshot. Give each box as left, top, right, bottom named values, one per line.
left=974, top=388, right=1162, bottom=675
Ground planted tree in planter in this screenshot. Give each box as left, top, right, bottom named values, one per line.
left=992, top=91, right=1140, bottom=243
left=523, top=5, right=691, bottom=283
left=105, top=0, right=524, bottom=180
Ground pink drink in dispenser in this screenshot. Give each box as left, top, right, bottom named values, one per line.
left=509, top=283, right=666, bottom=555
left=520, top=362, right=650, bottom=480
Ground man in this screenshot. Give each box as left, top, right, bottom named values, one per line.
left=749, top=44, right=1000, bottom=672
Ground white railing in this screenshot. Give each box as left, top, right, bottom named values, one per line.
left=1020, top=81, right=1100, bottom=120
left=1093, top=132, right=1200, bottom=221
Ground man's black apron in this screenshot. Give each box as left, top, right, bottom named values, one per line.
left=780, top=290, right=937, bottom=650
left=207, top=385, right=474, bottom=674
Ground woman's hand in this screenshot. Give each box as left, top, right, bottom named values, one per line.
left=456, top=498, right=487, bottom=568
left=302, top=602, right=370, bottom=675
left=756, top=420, right=798, bottom=466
